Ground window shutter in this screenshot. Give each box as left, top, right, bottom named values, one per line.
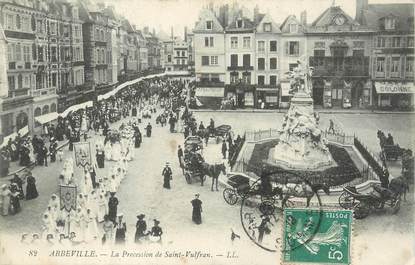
left=385, top=56, right=390, bottom=77
left=297, top=41, right=301, bottom=56
left=285, top=41, right=289, bottom=55
left=32, top=43, right=37, bottom=60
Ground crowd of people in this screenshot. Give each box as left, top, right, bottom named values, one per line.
left=11, top=76, right=195, bottom=246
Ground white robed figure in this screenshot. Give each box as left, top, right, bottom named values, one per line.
left=88, top=190, right=99, bottom=218
left=80, top=114, right=88, bottom=133
left=97, top=194, right=107, bottom=222
left=104, top=142, right=112, bottom=161
left=61, top=159, right=74, bottom=185
left=109, top=175, right=118, bottom=193
left=111, top=142, right=122, bottom=161
left=77, top=208, right=87, bottom=242
left=80, top=169, right=94, bottom=195
left=71, top=208, right=83, bottom=241
left=41, top=213, right=56, bottom=240
left=85, top=209, right=99, bottom=242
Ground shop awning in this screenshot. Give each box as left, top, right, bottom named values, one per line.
left=281, top=82, right=292, bottom=96
left=35, top=112, right=58, bottom=124
left=195, top=87, right=224, bottom=97
left=1, top=126, right=29, bottom=148
left=375, top=82, right=415, bottom=94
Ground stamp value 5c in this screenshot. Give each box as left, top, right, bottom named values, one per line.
left=283, top=209, right=353, bottom=264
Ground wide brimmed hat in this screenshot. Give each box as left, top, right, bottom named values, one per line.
left=137, top=214, right=145, bottom=219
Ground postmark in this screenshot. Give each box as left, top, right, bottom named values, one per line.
left=282, top=208, right=353, bottom=264
left=239, top=170, right=325, bottom=252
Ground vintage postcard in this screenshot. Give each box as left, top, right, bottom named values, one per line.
left=0, top=0, right=413, bottom=264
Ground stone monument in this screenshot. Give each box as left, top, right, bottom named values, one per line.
left=272, top=61, right=335, bottom=170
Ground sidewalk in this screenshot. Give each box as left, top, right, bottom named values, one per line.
left=191, top=108, right=415, bottom=115
left=3, top=139, right=69, bottom=180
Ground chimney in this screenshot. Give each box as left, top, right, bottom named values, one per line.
left=300, top=10, right=307, bottom=25
left=254, top=5, right=259, bottom=23
left=184, top=27, right=188, bottom=42
left=355, top=0, right=368, bottom=23
left=171, top=27, right=174, bottom=40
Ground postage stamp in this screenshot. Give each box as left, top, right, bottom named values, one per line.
left=282, top=208, right=353, bottom=264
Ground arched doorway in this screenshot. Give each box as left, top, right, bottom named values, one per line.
left=50, top=103, right=57, bottom=112
left=34, top=107, right=41, bottom=117
left=42, top=105, right=49, bottom=115
left=16, top=112, right=28, bottom=131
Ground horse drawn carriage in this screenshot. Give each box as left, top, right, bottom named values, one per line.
left=182, top=136, right=206, bottom=184
left=197, top=124, right=232, bottom=144
left=338, top=185, right=401, bottom=219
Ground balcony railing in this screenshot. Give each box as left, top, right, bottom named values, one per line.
left=227, top=65, right=254, bottom=71
left=8, top=88, right=30, bottom=98
left=309, top=56, right=369, bottom=77
left=32, top=88, right=56, bottom=97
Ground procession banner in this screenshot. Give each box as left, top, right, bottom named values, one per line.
left=73, top=142, right=92, bottom=168
left=59, top=185, right=77, bottom=212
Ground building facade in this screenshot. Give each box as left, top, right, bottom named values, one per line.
left=356, top=0, right=414, bottom=109
left=193, top=8, right=226, bottom=108
left=255, top=12, right=281, bottom=108
left=306, top=5, right=372, bottom=108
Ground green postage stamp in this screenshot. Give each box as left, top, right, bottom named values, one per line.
left=282, top=208, right=353, bottom=264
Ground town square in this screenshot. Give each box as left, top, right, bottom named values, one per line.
left=0, top=0, right=413, bottom=265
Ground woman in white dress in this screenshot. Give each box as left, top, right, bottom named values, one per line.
left=71, top=208, right=82, bottom=241
left=97, top=194, right=107, bottom=223
left=85, top=208, right=98, bottom=242
left=104, top=142, right=112, bottom=161
left=41, top=213, right=56, bottom=240
left=81, top=170, right=93, bottom=195
left=111, top=142, right=122, bottom=161
left=109, top=175, right=118, bottom=193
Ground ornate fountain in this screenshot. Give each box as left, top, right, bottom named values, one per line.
left=272, top=61, right=335, bottom=170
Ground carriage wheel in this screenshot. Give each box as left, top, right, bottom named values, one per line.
left=391, top=197, right=401, bottom=214
left=374, top=201, right=385, bottom=210
left=353, top=202, right=370, bottom=219
left=185, top=172, right=192, bottom=184
left=338, top=192, right=355, bottom=209
left=223, top=188, right=238, bottom=205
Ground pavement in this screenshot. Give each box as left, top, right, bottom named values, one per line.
left=0, top=110, right=413, bottom=265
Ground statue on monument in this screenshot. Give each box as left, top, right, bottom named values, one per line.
left=273, top=60, right=334, bottom=170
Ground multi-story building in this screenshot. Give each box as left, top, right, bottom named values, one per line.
left=225, top=13, right=256, bottom=108
left=144, top=27, right=161, bottom=69
left=356, top=0, right=414, bottom=109
left=136, top=30, right=148, bottom=71
left=0, top=23, right=8, bottom=138
left=193, top=8, right=226, bottom=108
left=0, top=1, right=37, bottom=135
left=79, top=2, right=112, bottom=98
left=306, top=5, right=373, bottom=108
left=163, top=36, right=174, bottom=72
left=254, top=10, right=281, bottom=108
left=187, top=32, right=195, bottom=74
left=102, top=5, right=118, bottom=85
left=173, top=39, right=189, bottom=71
left=279, top=14, right=307, bottom=108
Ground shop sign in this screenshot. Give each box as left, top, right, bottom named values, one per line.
left=375, top=82, right=415, bottom=94
left=195, top=87, right=225, bottom=97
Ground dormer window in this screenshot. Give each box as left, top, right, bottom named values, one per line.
left=384, top=17, right=396, bottom=30
left=289, top=23, right=297, bottom=33
left=206, top=20, right=213, bottom=30
left=237, top=19, right=243, bottom=28
left=263, top=23, right=271, bottom=32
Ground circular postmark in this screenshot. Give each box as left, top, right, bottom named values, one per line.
left=239, top=169, right=324, bottom=252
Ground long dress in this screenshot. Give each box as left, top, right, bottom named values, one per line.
left=1, top=189, right=11, bottom=216
left=104, top=143, right=112, bottom=161
left=102, top=220, right=114, bottom=244
left=26, top=175, right=39, bottom=200
left=111, top=143, right=122, bottom=161
left=85, top=212, right=99, bottom=242
left=134, top=220, right=147, bottom=243
left=191, top=198, right=202, bottom=224
left=115, top=221, right=127, bottom=245
left=108, top=197, right=118, bottom=223
left=97, top=195, right=107, bottom=222
left=96, top=150, right=105, bottom=168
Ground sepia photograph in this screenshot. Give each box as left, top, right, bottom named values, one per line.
left=0, top=0, right=413, bottom=264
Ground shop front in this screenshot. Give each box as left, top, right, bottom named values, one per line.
left=224, top=84, right=255, bottom=109
left=195, top=86, right=225, bottom=109
left=256, top=86, right=279, bottom=109
left=374, top=82, right=415, bottom=110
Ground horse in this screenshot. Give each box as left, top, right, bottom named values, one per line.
left=277, top=182, right=330, bottom=208
left=389, top=176, right=409, bottom=201
left=202, top=162, right=226, bottom=191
